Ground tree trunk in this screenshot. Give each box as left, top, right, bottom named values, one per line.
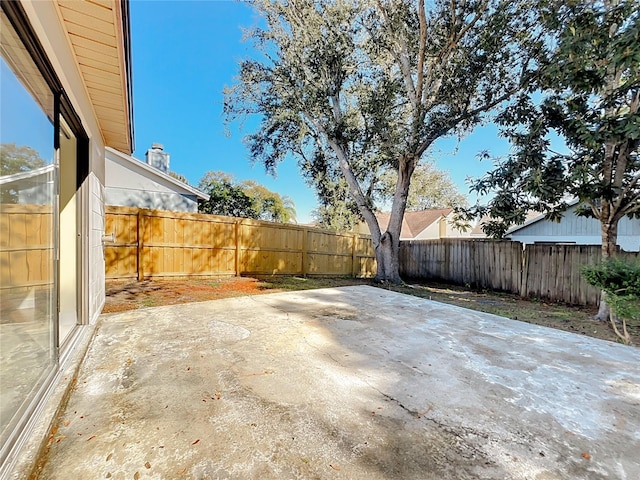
left=371, top=157, right=415, bottom=284
left=374, top=231, right=402, bottom=284
left=595, top=219, right=618, bottom=321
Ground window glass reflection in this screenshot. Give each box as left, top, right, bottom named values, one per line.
left=0, top=11, right=56, bottom=447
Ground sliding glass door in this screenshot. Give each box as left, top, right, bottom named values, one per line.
left=0, top=7, right=57, bottom=451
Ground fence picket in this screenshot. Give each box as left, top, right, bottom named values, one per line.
left=399, top=239, right=638, bottom=306
left=105, top=206, right=376, bottom=280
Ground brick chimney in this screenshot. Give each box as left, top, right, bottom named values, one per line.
left=145, top=143, right=170, bottom=172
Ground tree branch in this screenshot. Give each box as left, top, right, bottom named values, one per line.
left=416, top=0, right=427, bottom=106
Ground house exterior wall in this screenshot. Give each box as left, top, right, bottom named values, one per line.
left=89, top=173, right=106, bottom=321
left=105, top=151, right=199, bottom=212
left=442, top=214, right=473, bottom=239
left=412, top=221, right=440, bottom=240
left=507, top=205, right=640, bottom=252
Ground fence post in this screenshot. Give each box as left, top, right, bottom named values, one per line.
left=235, top=220, right=241, bottom=276
left=137, top=209, right=145, bottom=281
left=301, top=227, right=308, bottom=276
left=351, top=234, right=358, bottom=277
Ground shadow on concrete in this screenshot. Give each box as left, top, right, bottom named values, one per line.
left=32, top=286, right=640, bottom=479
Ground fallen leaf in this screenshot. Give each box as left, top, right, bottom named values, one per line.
left=87, top=435, right=96, bottom=442
left=64, top=420, right=70, bottom=426
left=145, top=461, right=151, bottom=469
left=192, top=439, right=200, bottom=445
left=330, top=464, right=340, bottom=471
left=177, top=468, right=187, bottom=474
left=51, top=426, right=58, bottom=435
left=134, top=472, right=140, bottom=480
left=106, top=473, right=111, bottom=479
left=417, top=405, right=433, bottom=418
left=582, top=452, right=591, bottom=460
left=106, top=453, right=113, bottom=462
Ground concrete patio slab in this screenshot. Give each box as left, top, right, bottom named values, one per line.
left=33, top=286, right=639, bottom=479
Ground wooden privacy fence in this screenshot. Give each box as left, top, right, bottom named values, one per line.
left=105, top=206, right=376, bottom=280
left=399, top=239, right=639, bottom=306
left=0, top=203, right=53, bottom=291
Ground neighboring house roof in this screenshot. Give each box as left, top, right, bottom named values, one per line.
left=105, top=147, right=209, bottom=201
left=472, top=211, right=544, bottom=236
left=376, top=208, right=453, bottom=238
left=0, top=164, right=54, bottom=185
left=54, top=0, right=134, bottom=153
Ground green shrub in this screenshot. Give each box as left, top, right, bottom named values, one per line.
left=582, top=258, right=640, bottom=344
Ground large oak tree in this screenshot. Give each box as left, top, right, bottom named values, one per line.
left=225, top=0, right=539, bottom=282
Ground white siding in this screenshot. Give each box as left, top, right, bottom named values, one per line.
left=508, top=205, right=640, bottom=252
left=89, top=173, right=105, bottom=323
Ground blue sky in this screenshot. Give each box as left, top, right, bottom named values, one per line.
left=130, top=0, right=510, bottom=223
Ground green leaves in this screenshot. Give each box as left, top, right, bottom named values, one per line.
left=0, top=143, right=46, bottom=176
left=582, top=258, right=640, bottom=343
left=197, top=171, right=296, bottom=223
left=466, top=0, right=640, bottom=239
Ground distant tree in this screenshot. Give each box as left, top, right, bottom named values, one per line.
left=241, top=180, right=297, bottom=223
left=225, top=0, right=540, bottom=282
left=198, top=171, right=259, bottom=218
left=380, top=162, right=468, bottom=211
left=167, top=171, right=190, bottom=185
left=1, top=143, right=48, bottom=203
left=313, top=161, right=466, bottom=230
left=462, top=0, right=640, bottom=319
left=197, top=171, right=296, bottom=222
left=311, top=175, right=360, bottom=231
left=1, top=143, right=46, bottom=176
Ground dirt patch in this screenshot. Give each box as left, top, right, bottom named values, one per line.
left=103, top=277, right=266, bottom=313
left=103, top=276, right=639, bottom=346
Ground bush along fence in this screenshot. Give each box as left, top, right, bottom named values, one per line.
left=104, top=206, right=376, bottom=280
left=399, top=239, right=639, bottom=306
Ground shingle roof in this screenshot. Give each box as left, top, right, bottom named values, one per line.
left=376, top=208, right=453, bottom=238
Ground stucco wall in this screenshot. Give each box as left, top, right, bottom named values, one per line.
left=105, top=152, right=199, bottom=212
left=412, top=222, right=440, bottom=240
left=105, top=187, right=198, bottom=212
left=443, top=215, right=473, bottom=239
